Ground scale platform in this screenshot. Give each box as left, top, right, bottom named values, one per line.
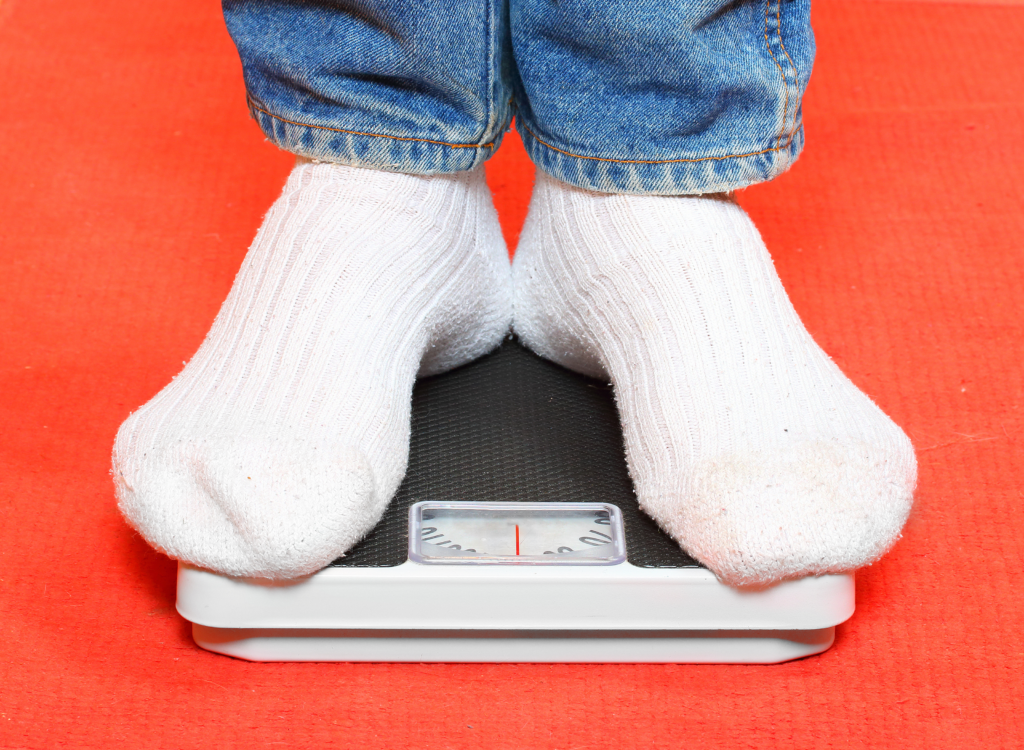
left=177, top=338, right=854, bottom=663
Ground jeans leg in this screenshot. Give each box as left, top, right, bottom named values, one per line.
left=509, top=0, right=814, bottom=195
left=223, top=0, right=514, bottom=174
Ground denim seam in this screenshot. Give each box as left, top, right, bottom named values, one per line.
left=763, top=0, right=792, bottom=150
left=775, top=1, right=801, bottom=147
left=482, top=0, right=496, bottom=144
left=246, top=95, right=498, bottom=151
left=520, top=122, right=796, bottom=165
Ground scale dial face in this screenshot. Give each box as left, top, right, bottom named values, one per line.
left=408, top=501, right=627, bottom=565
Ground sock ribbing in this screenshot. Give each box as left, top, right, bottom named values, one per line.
left=513, top=171, right=916, bottom=587
left=113, top=161, right=512, bottom=578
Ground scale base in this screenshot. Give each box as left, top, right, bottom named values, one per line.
left=180, top=342, right=854, bottom=665
left=193, top=624, right=835, bottom=664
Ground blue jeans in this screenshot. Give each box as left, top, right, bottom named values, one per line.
left=223, top=0, right=814, bottom=195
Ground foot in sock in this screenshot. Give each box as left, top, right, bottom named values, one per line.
left=113, top=160, right=512, bottom=579
left=513, top=171, right=916, bottom=587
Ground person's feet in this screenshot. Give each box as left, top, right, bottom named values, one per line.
left=513, top=171, right=916, bottom=587
left=113, top=160, right=512, bottom=579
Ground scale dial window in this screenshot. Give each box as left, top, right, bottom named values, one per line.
left=408, top=501, right=627, bottom=565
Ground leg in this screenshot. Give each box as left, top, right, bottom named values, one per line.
left=511, top=0, right=916, bottom=586
left=113, top=0, right=514, bottom=579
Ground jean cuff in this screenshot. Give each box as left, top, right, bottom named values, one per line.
left=247, top=95, right=504, bottom=175
left=516, top=120, right=805, bottom=196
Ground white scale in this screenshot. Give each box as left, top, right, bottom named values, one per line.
left=178, top=501, right=854, bottom=663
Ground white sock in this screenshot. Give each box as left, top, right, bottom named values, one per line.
left=113, top=160, right=512, bottom=579
left=513, top=171, right=916, bottom=587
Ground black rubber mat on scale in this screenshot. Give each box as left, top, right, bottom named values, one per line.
left=330, top=337, right=701, bottom=569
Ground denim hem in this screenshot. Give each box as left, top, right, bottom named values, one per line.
left=516, top=120, right=805, bottom=196
left=247, top=95, right=506, bottom=175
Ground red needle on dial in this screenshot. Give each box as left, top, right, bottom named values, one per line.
left=515, top=524, right=520, bottom=556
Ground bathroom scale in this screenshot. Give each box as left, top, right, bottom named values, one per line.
left=177, top=338, right=854, bottom=663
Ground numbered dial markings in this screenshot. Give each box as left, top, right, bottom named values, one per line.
left=408, top=502, right=627, bottom=565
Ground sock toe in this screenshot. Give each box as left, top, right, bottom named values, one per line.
left=193, top=437, right=378, bottom=578
left=115, top=445, right=257, bottom=577
left=115, top=436, right=378, bottom=579
left=646, top=440, right=917, bottom=587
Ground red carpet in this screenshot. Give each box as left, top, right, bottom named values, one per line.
left=1, top=0, right=1022, bottom=746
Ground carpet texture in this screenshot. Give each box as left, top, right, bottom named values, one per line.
left=1, top=0, right=1022, bottom=747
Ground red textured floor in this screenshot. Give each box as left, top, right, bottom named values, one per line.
left=1, top=0, right=1023, bottom=747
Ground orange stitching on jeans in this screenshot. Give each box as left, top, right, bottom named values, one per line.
left=763, top=0, right=791, bottom=150
left=775, top=0, right=801, bottom=148
left=520, top=123, right=788, bottom=165
left=247, top=96, right=496, bottom=151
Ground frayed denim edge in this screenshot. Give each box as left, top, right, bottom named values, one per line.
left=517, top=120, right=805, bottom=196
left=248, top=100, right=508, bottom=175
